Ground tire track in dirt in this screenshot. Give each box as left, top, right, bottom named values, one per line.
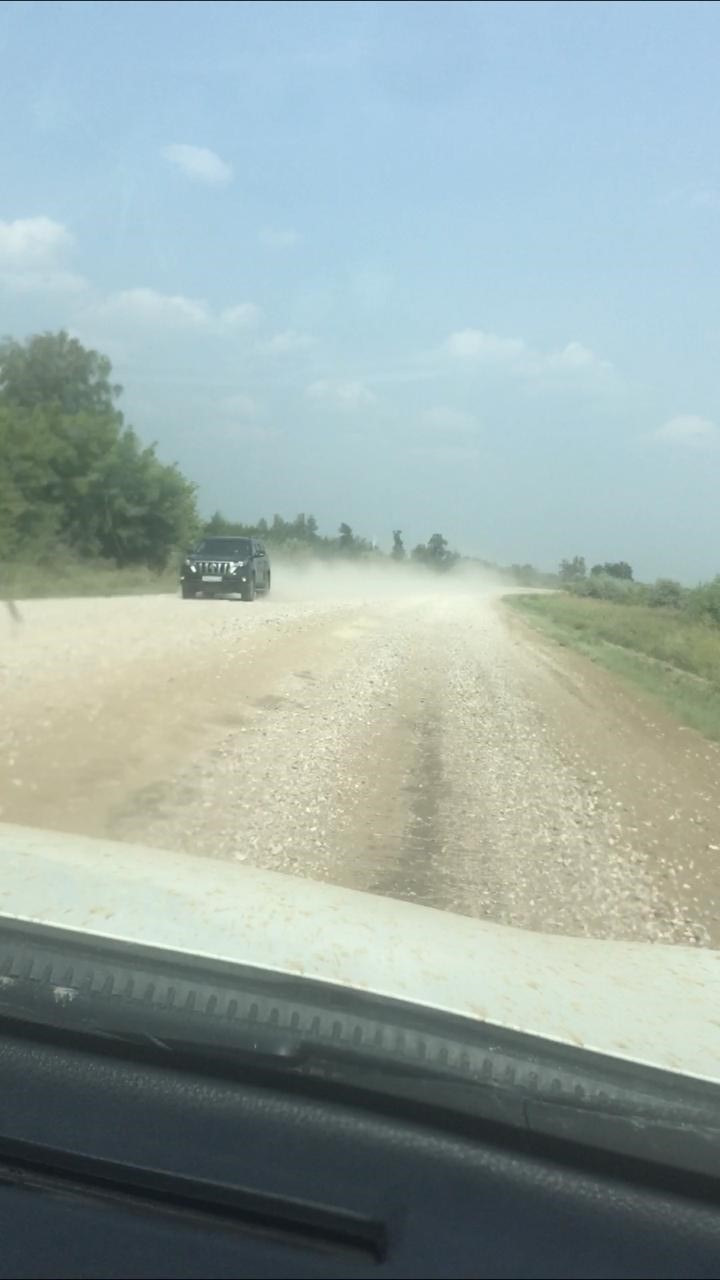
left=2, top=584, right=718, bottom=946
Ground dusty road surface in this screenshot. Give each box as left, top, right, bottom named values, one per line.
left=2, top=567, right=720, bottom=947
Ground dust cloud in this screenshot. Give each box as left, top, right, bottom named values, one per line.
left=269, top=557, right=508, bottom=604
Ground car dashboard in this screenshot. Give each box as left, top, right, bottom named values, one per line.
left=0, top=917, right=719, bottom=1279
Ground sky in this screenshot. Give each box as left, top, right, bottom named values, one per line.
left=1, top=0, right=719, bottom=580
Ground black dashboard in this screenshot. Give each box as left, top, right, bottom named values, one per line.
left=0, top=919, right=719, bottom=1279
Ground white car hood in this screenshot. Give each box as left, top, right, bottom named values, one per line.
left=0, top=822, right=718, bottom=1083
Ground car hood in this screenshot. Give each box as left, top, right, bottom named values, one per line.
left=0, top=822, right=718, bottom=1083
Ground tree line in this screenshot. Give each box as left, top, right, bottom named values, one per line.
left=1, top=330, right=474, bottom=575
left=558, top=554, right=720, bottom=626
left=203, top=511, right=461, bottom=570
left=12, top=330, right=668, bottom=597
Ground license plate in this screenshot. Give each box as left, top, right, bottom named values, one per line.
left=202, top=574, right=222, bottom=582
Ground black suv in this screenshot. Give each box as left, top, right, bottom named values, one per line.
left=181, top=537, right=271, bottom=601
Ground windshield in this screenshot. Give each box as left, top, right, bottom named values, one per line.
left=1, top=0, right=719, bottom=1083
left=193, top=539, right=252, bottom=559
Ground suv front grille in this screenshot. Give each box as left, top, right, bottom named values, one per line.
left=195, top=561, right=234, bottom=575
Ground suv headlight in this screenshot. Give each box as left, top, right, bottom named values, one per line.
left=184, top=560, right=198, bottom=573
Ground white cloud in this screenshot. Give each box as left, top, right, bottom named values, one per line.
left=545, top=341, right=602, bottom=370
left=89, top=290, right=262, bottom=335
left=445, top=328, right=527, bottom=363
left=260, top=329, right=315, bottom=354
left=421, top=405, right=478, bottom=433
left=0, top=215, right=71, bottom=268
left=444, top=327, right=610, bottom=380
left=0, top=215, right=87, bottom=293
left=220, top=302, right=261, bottom=328
left=162, top=143, right=233, bottom=186
left=97, top=287, right=211, bottom=328
left=306, top=378, right=376, bottom=409
left=655, top=414, right=719, bottom=445
left=259, top=227, right=300, bottom=249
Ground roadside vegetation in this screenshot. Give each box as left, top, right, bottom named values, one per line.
left=2, top=329, right=556, bottom=599
left=508, top=558, right=720, bottom=741
left=1, top=560, right=179, bottom=600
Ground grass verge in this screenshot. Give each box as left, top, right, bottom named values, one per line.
left=1, top=560, right=179, bottom=600
left=505, top=592, right=720, bottom=742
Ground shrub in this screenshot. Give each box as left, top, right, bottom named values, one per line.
left=647, top=578, right=686, bottom=610
left=686, top=577, right=720, bottom=626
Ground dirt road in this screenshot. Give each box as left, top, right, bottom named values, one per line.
left=2, top=569, right=719, bottom=946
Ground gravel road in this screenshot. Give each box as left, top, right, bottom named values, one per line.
left=2, top=567, right=719, bottom=946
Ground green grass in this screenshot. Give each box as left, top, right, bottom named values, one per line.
left=0, top=559, right=179, bottom=600
left=506, top=592, right=720, bottom=742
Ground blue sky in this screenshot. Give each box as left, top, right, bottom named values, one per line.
left=1, top=0, right=719, bottom=579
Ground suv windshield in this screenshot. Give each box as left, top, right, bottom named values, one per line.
left=193, top=539, right=252, bottom=559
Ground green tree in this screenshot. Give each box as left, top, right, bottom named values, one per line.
left=559, top=555, right=587, bottom=582
left=687, top=577, right=720, bottom=626
left=591, top=561, right=633, bottom=580
left=0, top=403, right=64, bottom=557
left=0, top=331, right=122, bottom=416
left=202, top=511, right=333, bottom=558
left=427, top=532, right=448, bottom=562
left=205, top=510, right=231, bottom=535
left=392, top=529, right=406, bottom=560
left=510, top=563, right=542, bottom=586
left=0, top=331, right=199, bottom=570
left=647, top=578, right=685, bottom=609
left=86, top=430, right=198, bottom=568
left=338, top=522, right=355, bottom=553
left=411, top=532, right=457, bottom=571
